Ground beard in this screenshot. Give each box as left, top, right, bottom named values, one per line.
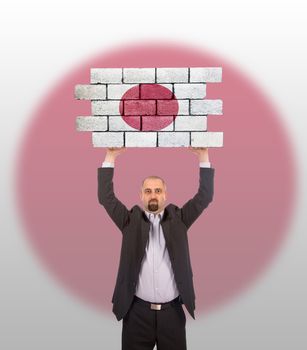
left=148, top=200, right=159, bottom=212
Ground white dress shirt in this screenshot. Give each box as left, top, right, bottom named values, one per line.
left=135, top=209, right=180, bottom=303
left=101, top=160, right=211, bottom=302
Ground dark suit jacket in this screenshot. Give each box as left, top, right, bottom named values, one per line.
left=98, top=166, right=215, bottom=321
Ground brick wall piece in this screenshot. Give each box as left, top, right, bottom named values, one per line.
left=109, top=116, right=140, bottom=131
left=123, top=68, right=155, bottom=83
left=76, top=67, right=223, bottom=148
left=190, top=99, right=223, bottom=115
left=174, top=83, right=206, bottom=99
left=174, top=116, right=207, bottom=131
left=125, top=132, right=157, bottom=147
left=76, top=116, right=108, bottom=131
left=191, top=132, right=223, bottom=147
left=74, top=85, right=106, bottom=100
left=189, top=67, right=222, bottom=83
left=108, top=84, right=139, bottom=100
left=92, top=101, right=120, bottom=115
left=157, top=68, right=189, bottom=83
left=158, top=132, right=190, bottom=147
left=91, top=68, right=122, bottom=84
left=92, top=132, right=124, bottom=147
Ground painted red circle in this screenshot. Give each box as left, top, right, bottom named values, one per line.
left=119, top=84, right=178, bottom=131
left=15, top=42, right=296, bottom=317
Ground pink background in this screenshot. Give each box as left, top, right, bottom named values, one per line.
left=15, top=42, right=296, bottom=317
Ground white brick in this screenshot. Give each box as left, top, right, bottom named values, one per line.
left=74, top=84, right=106, bottom=100
left=91, top=68, right=122, bottom=83
left=190, top=67, right=222, bottom=82
left=109, top=117, right=139, bottom=131
left=190, top=99, right=223, bottom=115
left=76, top=116, right=107, bottom=131
left=91, top=101, right=120, bottom=115
left=107, top=84, right=138, bottom=99
left=191, top=132, right=223, bottom=147
left=157, top=68, right=188, bottom=83
left=174, top=83, right=206, bottom=99
left=178, top=100, right=189, bottom=115
left=125, top=132, right=157, bottom=147
left=123, top=68, right=155, bottom=83
left=174, top=116, right=207, bottom=131
left=158, top=132, right=190, bottom=147
left=92, top=132, right=124, bottom=147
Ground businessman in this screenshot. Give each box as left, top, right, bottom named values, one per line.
left=98, top=147, right=215, bottom=350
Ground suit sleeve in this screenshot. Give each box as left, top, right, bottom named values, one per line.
left=180, top=167, right=215, bottom=229
left=97, top=167, right=130, bottom=232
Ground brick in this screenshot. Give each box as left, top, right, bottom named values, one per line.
left=174, top=116, right=207, bottom=131
left=190, top=99, right=223, bottom=115
left=157, top=100, right=179, bottom=116
left=76, top=116, right=108, bottom=131
left=191, top=132, right=223, bottom=147
left=124, top=100, right=156, bottom=116
left=174, top=83, right=206, bottom=99
left=157, top=68, right=188, bottom=83
left=140, top=84, right=173, bottom=99
left=108, top=84, right=139, bottom=100
left=74, top=84, right=106, bottom=100
left=178, top=100, right=189, bottom=115
left=92, top=132, right=124, bottom=147
left=141, top=116, right=174, bottom=131
left=90, top=68, right=122, bottom=83
left=189, top=67, right=222, bottom=83
left=123, top=68, right=155, bottom=83
left=125, top=132, right=157, bottom=147
left=109, top=116, right=140, bottom=131
left=91, top=101, right=120, bottom=115
left=158, top=132, right=190, bottom=147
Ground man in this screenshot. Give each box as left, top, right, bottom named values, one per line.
left=98, top=147, right=215, bottom=350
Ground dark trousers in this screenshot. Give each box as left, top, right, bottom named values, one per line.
left=122, top=296, right=187, bottom=350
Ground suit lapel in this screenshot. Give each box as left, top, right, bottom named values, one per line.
left=140, top=212, right=150, bottom=253
left=161, top=209, right=174, bottom=259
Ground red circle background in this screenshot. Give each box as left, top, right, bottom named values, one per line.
left=120, top=83, right=179, bottom=130
left=15, top=42, right=296, bottom=316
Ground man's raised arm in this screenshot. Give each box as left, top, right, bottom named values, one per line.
left=180, top=147, right=215, bottom=229
left=97, top=147, right=130, bottom=231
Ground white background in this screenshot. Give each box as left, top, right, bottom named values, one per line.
left=1, top=1, right=306, bottom=349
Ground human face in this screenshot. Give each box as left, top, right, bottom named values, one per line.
left=140, top=178, right=167, bottom=213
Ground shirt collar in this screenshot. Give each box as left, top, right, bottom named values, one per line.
left=144, top=209, right=165, bottom=221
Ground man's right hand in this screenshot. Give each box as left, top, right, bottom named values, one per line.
left=104, top=147, right=126, bottom=163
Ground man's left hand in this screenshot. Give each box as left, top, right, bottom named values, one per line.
left=188, top=147, right=209, bottom=162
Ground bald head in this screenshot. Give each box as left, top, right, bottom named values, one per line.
left=140, top=176, right=167, bottom=213
left=141, top=175, right=167, bottom=191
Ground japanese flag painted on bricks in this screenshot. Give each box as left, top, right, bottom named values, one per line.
left=74, top=67, right=223, bottom=147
